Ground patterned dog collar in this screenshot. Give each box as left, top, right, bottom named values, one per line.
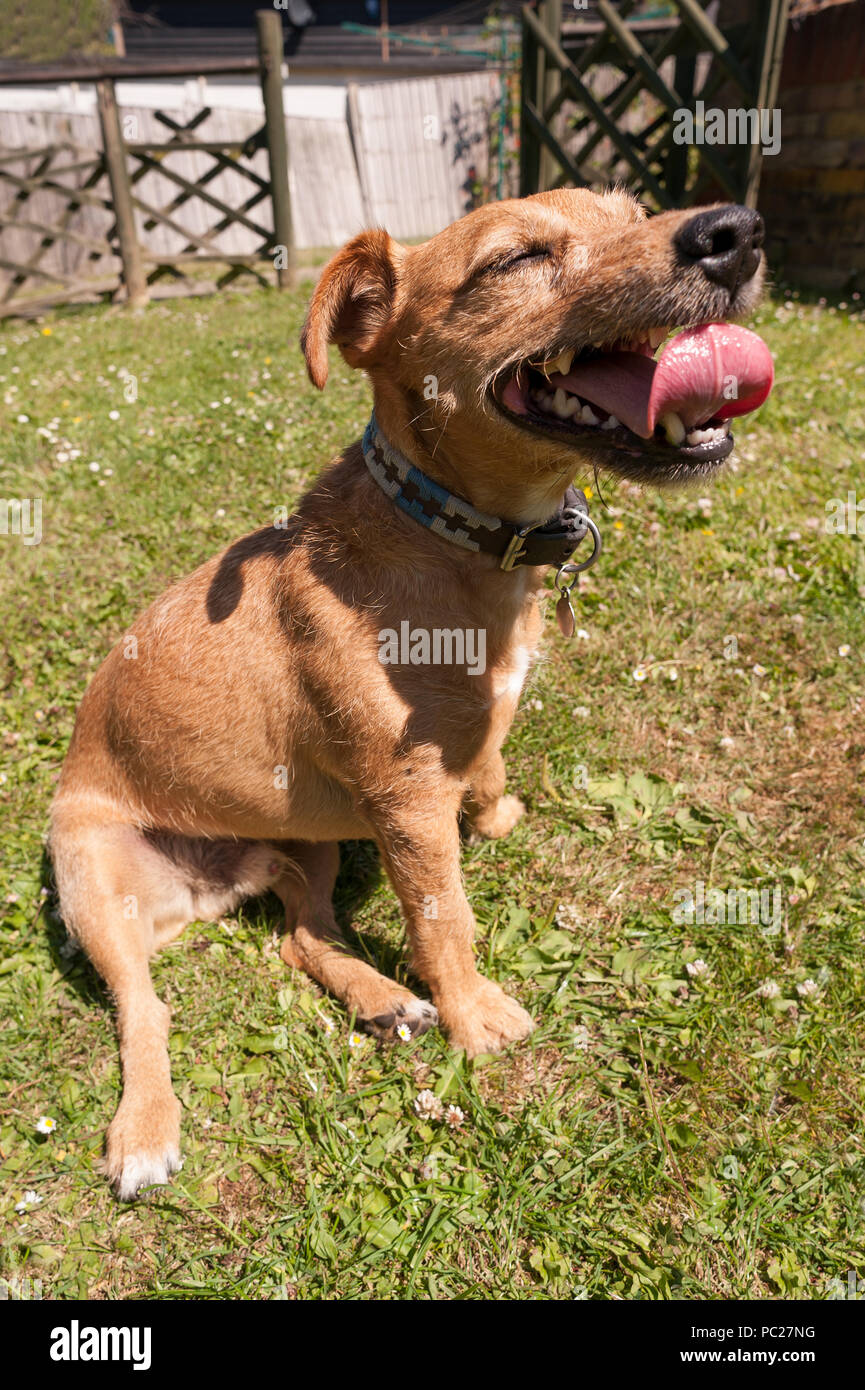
left=361, top=412, right=600, bottom=572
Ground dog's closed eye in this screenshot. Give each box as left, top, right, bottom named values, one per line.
left=478, top=246, right=553, bottom=277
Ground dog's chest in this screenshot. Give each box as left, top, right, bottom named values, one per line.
left=491, top=642, right=533, bottom=702
left=487, top=589, right=543, bottom=707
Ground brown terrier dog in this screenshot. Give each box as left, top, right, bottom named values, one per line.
left=50, top=188, right=770, bottom=1198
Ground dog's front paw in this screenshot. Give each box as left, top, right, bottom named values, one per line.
left=467, top=794, right=525, bottom=842
left=105, top=1093, right=182, bottom=1201
left=439, top=977, right=534, bottom=1057
left=362, top=993, right=439, bottom=1043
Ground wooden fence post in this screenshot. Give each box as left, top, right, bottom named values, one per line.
left=256, top=9, right=294, bottom=289
left=96, top=77, right=148, bottom=307
left=537, top=0, right=562, bottom=191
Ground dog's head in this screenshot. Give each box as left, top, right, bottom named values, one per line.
left=302, top=188, right=771, bottom=521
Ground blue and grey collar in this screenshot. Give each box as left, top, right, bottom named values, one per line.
left=361, top=412, right=601, bottom=573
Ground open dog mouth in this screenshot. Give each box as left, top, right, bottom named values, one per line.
left=492, top=322, right=774, bottom=476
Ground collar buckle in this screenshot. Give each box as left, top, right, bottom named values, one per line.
left=499, top=523, right=541, bottom=571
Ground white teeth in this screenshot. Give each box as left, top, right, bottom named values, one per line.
left=581, top=404, right=599, bottom=425
left=684, top=422, right=729, bottom=446
left=552, top=347, right=574, bottom=376
left=660, top=411, right=686, bottom=445
left=562, top=393, right=581, bottom=418
left=601, top=414, right=619, bottom=430
left=553, top=388, right=570, bottom=418
left=648, top=326, right=668, bottom=351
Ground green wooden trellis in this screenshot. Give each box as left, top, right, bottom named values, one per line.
left=520, top=0, right=791, bottom=208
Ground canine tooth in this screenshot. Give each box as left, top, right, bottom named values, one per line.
left=648, top=326, right=668, bottom=351
left=552, top=347, right=574, bottom=376
left=601, top=414, right=619, bottom=430
left=580, top=404, right=599, bottom=426
left=660, top=411, right=686, bottom=445
left=553, top=388, right=570, bottom=418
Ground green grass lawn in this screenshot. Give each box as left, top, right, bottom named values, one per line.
left=1, top=276, right=864, bottom=1301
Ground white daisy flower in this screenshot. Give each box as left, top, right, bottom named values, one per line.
left=396, top=1022, right=412, bottom=1042
left=348, top=1031, right=365, bottom=1049
left=35, top=1116, right=56, bottom=1135
left=838, top=645, right=851, bottom=657
left=14, top=1189, right=42, bottom=1214
left=632, top=666, right=648, bottom=682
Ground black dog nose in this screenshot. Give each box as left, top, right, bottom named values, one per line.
left=675, top=205, right=764, bottom=293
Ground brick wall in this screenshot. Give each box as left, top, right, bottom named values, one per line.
left=759, top=0, right=865, bottom=289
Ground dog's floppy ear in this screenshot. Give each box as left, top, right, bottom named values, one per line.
left=301, top=228, right=403, bottom=389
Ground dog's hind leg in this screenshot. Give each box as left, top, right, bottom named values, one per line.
left=49, top=809, right=184, bottom=1200
left=274, top=841, right=438, bottom=1041
left=50, top=809, right=285, bottom=1198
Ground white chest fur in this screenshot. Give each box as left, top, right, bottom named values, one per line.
left=492, top=643, right=532, bottom=702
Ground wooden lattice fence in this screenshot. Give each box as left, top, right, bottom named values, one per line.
left=0, top=137, right=115, bottom=309
left=0, top=9, right=293, bottom=316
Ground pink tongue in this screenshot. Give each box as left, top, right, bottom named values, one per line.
left=550, top=323, right=774, bottom=437
left=647, top=323, right=774, bottom=432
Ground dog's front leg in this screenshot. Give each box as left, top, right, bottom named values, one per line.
left=375, top=802, right=534, bottom=1057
